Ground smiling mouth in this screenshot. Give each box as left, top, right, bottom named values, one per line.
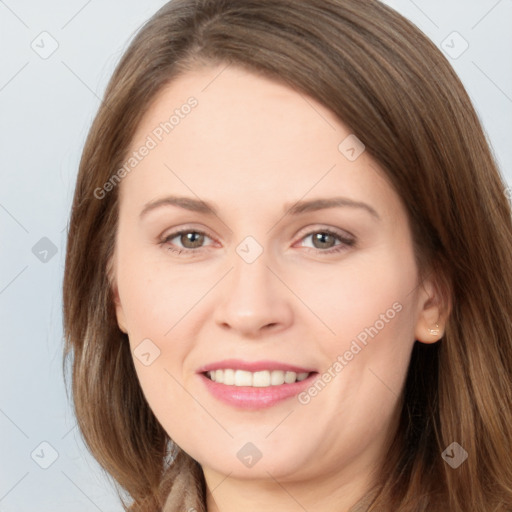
left=204, top=369, right=314, bottom=387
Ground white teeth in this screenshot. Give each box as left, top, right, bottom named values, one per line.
left=270, top=370, right=285, bottom=386
left=234, top=370, right=253, bottom=387
left=206, top=369, right=311, bottom=387
left=284, top=371, right=296, bottom=384
left=223, top=368, right=235, bottom=385
left=252, top=371, right=270, bottom=387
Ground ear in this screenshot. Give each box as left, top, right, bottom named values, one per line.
left=107, top=252, right=128, bottom=334
left=112, top=284, right=128, bottom=334
left=414, top=270, right=451, bottom=344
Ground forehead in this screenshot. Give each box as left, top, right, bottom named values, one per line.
left=121, top=64, right=399, bottom=222
left=130, top=63, right=341, bottom=153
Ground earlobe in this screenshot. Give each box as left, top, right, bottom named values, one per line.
left=415, top=320, right=444, bottom=344
left=421, top=322, right=443, bottom=343
left=414, top=273, right=451, bottom=344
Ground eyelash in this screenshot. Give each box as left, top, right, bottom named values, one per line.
left=159, top=227, right=356, bottom=256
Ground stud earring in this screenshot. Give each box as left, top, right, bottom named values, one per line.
left=428, top=323, right=440, bottom=335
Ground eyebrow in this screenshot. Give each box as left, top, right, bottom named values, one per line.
left=285, top=197, right=380, bottom=220
left=139, top=195, right=380, bottom=220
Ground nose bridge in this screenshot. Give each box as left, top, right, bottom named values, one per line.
left=229, top=243, right=276, bottom=309
left=232, top=246, right=271, bottom=295
left=214, top=238, right=293, bottom=333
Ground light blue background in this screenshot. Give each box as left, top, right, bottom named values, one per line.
left=1, top=1, right=511, bottom=510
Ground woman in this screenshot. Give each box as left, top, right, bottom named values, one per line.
left=62, top=0, right=512, bottom=510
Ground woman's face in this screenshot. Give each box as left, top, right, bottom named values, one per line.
left=112, top=64, right=440, bottom=489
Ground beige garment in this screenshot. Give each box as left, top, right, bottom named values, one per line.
left=161, top=450, right=378, bottom=512
left=161, top=450, right=205, bottom=512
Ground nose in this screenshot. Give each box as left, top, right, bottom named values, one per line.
left=214, top=248, right=293, bottom=337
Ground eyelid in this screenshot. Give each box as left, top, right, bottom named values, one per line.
left=160, top=224, right=354, bottom=242
left=160, top=222, right=213, bottom=237
left=294, top=224, right=355, bottom=243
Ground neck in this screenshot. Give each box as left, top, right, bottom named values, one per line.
left=203, top=462, right=379, bottom=512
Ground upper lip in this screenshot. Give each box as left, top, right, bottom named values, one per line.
left=197, top=359, right=316, bottom=374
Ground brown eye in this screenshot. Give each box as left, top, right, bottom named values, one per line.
left=298, top=228, right=355, bottom=254
left=161, top=229, right=214, bottom=255
left=311, top=232, right=337, bottom=249
left=178, top=231, right=205, bottom=249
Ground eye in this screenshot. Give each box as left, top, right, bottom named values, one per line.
left=159, top=227, right=355, bottom=256
left=160, top=228, right=215, bottom=255
left=297, top=228, right=355, bottom=254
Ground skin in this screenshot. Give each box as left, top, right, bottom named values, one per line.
left=111, top=64, right=446, bottom=512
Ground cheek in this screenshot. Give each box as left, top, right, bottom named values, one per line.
left=304, top=248, right=417, bottom=350
left=304, top=246, right=418, bottom=410
left=117, top=246, right=209, bottom=340
left=117, top=257, right=202, bottom=435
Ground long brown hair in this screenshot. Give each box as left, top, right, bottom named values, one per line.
left=63, top=1, right=512, bottom=510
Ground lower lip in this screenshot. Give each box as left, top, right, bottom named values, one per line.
left=199, top=372, right=317, bottom=410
